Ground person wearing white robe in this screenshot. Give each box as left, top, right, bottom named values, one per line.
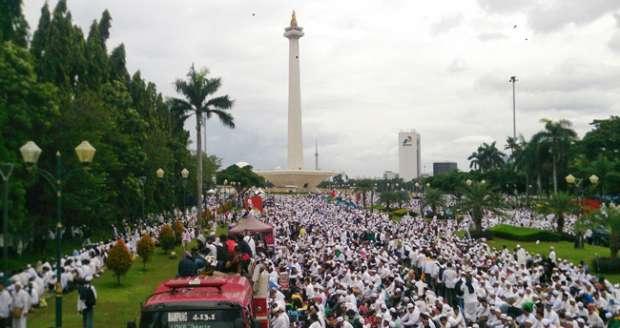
left=11, top=283, right=29, bottom=328
left=270, top=305, right=290, bottom=328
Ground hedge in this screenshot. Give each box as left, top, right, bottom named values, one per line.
left=592, top=257, right=620, bottom=274
left=488, top=224, right=572, bottom=242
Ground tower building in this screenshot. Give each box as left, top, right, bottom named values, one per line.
left=398, top=130, right=421, bottom=180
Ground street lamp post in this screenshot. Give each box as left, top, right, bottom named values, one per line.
left=1, top=163, right=14, bottom=274
left=156, top=168, right=165, bottom=219
left=181, top=168, right=189, bottom=219
left=138, top=176, right=147, bottom=222
left=20, top=140, right=95, bottom=328
left=509, top=76, right=518, bottom=141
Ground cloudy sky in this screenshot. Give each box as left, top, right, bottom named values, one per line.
left=23, top=0, right=620, bottom=177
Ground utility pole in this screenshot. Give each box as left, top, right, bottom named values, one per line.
left=314, top=139, right=319, bottom=170
left=509, top=76, right=518, bottom=140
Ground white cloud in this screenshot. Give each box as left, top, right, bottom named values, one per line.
left=452, top=135, right=495, bottom=144
left=477, top=32, right=508, bottom=41
left=430, top=13, right=464, bottom=36
left=447, top=58, right=468, bottom=73
left=478, top=0, right=620, bottom=33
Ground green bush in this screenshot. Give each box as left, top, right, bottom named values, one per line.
left=173, top=220, right=185, bottom=245
left=105, top=240, right=133, bottom=285
left=137, top=235, right=155, bottom=270
left=158, top=224, right=176, bottom=252
left=389, top=208, right=409, bottom=222
left=488, top=224, right=572, bottom=242
left=592, top=257, right=620, bottom=274
left=468, top=230, right=493, bottom=240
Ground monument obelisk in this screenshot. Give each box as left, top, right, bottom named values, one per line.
left=256, top=11, right=334, bottom=189
left=285, top=11, right=304, bottom=170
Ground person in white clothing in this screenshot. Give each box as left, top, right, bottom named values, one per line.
left=11, top=283, right=29, bottom=328
left=548, top=246, right=556, bottom=264
left=0, top=281, right=11, bottom=328
left=400, top=303, right=420, bottom=327
left=270, top=304, right=290, bottom=328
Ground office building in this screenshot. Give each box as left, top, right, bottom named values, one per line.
left=398, top=130, right=421, bottom=181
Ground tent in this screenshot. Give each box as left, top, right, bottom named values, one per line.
left=229, top=217, right=275, bottom=250
left=229, top=217, right=273, bottom=234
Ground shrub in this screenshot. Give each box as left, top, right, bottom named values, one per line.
left=592, top=257, right=620, bottom=274
left=159, top=224, right=176, bottom=252
left=137, top=235, right=155, bottom=270
left=217, top=201, right=235, bottom=214
left=488, top=224, right=572, bottom=242
left=173, top=220, right=185, bottom=244
left=198, top=210, right=214, bottom=229
left=468, top=230, right=493, bottom=240
left=106, top=239, right=133, bottom=285
left=389, top=208, right=409, bottom=222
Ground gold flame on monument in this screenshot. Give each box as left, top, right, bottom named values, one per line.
left=290, top=10, right=298, bottom=27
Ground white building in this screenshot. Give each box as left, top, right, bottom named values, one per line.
left=398, top=130, right=421, bottom=181
left=383, top=171, right=399, bottom=180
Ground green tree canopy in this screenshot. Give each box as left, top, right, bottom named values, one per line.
left=460, top=181, right=506, bottom=233
left=216, top=164, right=266, bottom=192
left=536, top=192, right=579, bottom=233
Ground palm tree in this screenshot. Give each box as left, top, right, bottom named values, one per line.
left=171, top=65, right=235, bottom=219
left=355, top=179, right=374, bottom=208
left=536, top=192, right=578, bottom=233
left=468, top=151, right=481, bottom=171
left=379, top=191, right=396, bottom=210
left=590, top=205, right=620, bottom=258
left=468, top=142, right=505, bottom=173
left=422, top=188, right=445, bottom=216
left=479, top=142, right=506, bottom=171
left=460, top=181, right=506, bottom=233
left=527, top=132, right=551, bottom=194
left=532, top=119, right=577, bottom=193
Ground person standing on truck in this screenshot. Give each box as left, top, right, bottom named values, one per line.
left=77, top=276, right=97, bottom=328
left=236, top=235, right=252, bottom=274
left=177, top=252, right=197, bottom=277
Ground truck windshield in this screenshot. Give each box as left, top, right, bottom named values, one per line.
left=140, top=309, right=242, bottom=328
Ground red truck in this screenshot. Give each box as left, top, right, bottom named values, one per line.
left=134, top=275, right=269, bottom=328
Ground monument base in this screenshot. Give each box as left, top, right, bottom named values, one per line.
left=256, top=169, right=335, bottom=190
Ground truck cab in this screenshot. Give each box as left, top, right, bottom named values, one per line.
left=136, top=275, right=268, bottom=328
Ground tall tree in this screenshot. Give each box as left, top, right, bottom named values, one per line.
left=109, top=44, right=129, bottom=83
left=83, top=20, right=109, bottom=89
left=98, top=10, right=112, bottom=47
left=537, top=192, right=579, bottom=233
left=0, top=0, right=29, bottom=47
left=30, top=2, right=51, bottom=61
left=460, top=181, right=506, bottom=233
left=0, top=42, right=58, bottom=246
left=422, top=188, right=445, bottom=215
left=581, top=116, right=620, bottom=162
left=532, top=119, right=577, bottom=194
left=468, top=142, right=505, bottom=173
left=171, top=65, right=235, bottom=219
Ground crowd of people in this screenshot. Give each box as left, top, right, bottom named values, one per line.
left=2, top=192, right=620, bottom=327
left=246, top=195, right=620, bottom=327
left=0, top=210, right=196, bottom=328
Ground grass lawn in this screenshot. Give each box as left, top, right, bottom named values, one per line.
left=28, top=245, right=183, bottom=328
left=486, top=238, right=620, bottom=283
